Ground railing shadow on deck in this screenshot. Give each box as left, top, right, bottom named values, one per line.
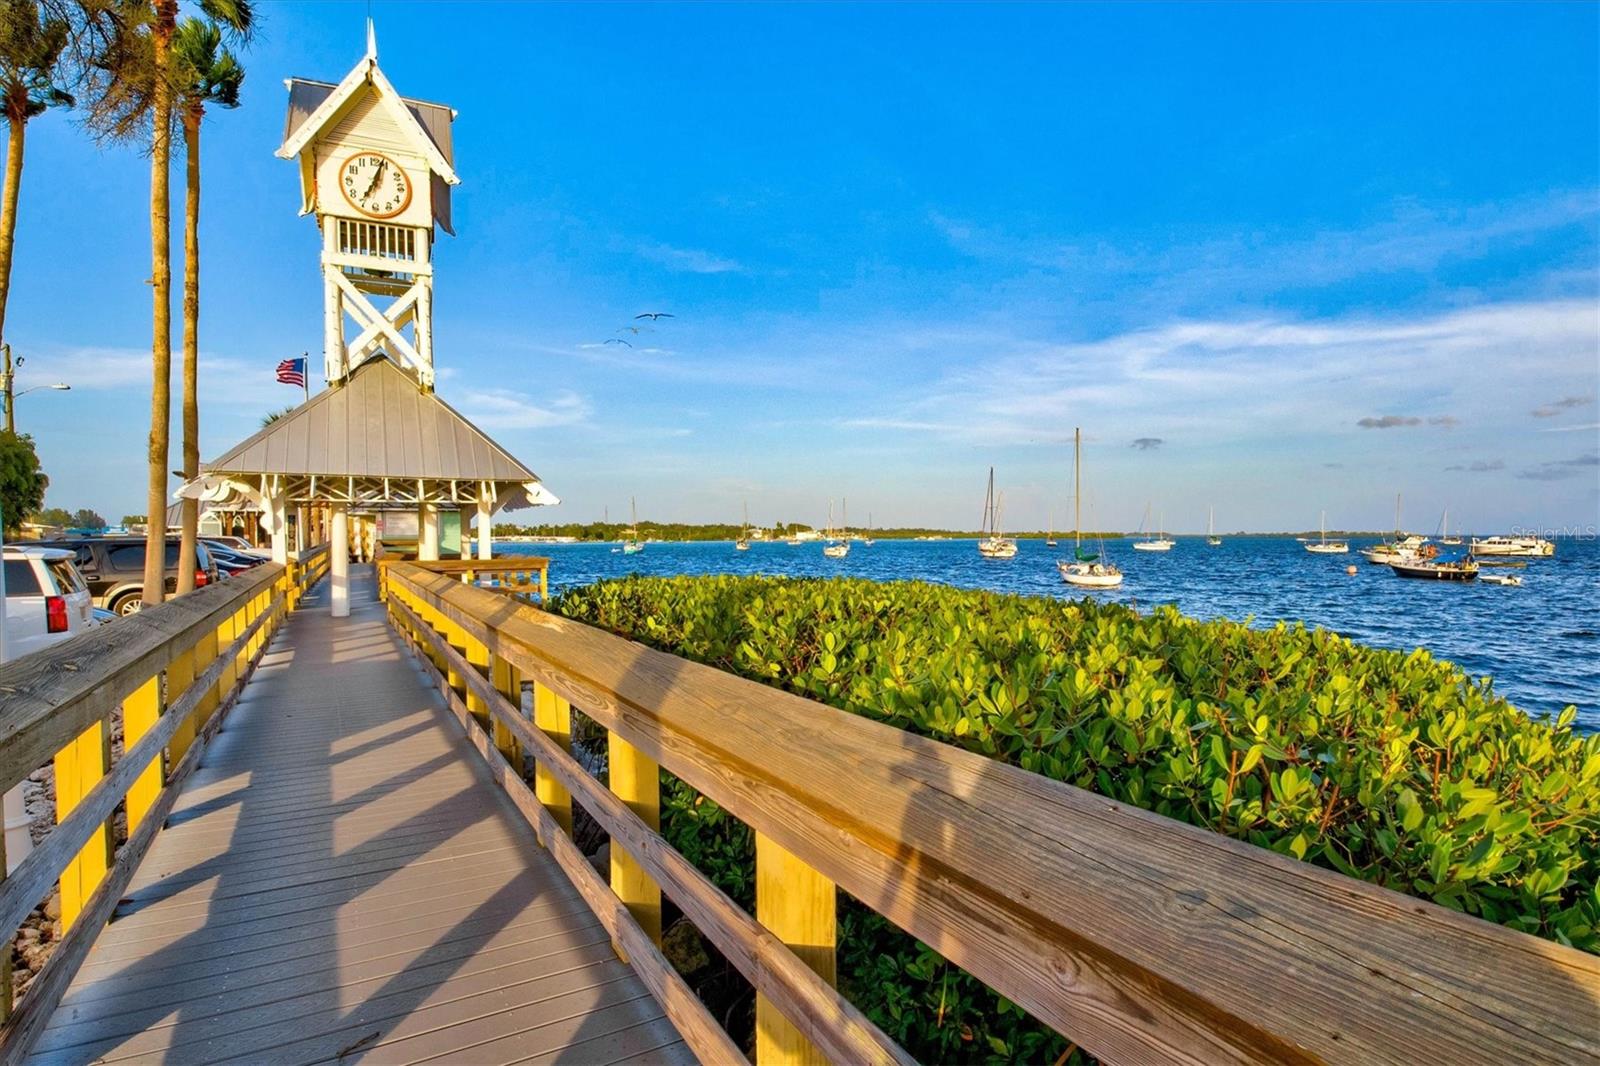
left=382, top=560, right=1600, bottom=1066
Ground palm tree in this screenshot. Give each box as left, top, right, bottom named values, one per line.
left=172, top=11, right=245, bottom=593
left=0, top=1, right=73, bottom=358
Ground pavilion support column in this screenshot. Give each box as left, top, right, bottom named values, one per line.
left=269, top=493, right=289, bottom=565
left=295, top=505, right=307, bottom=553
left=476, top=493, right=492, bottom=561
left=330, top=503, right=350, bottom=618
left=419, top=502, right=440, bottom=562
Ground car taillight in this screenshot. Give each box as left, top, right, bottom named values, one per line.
left=195, top=569, right=208, bottom=588
left=46, top=595, right=69, bottom=634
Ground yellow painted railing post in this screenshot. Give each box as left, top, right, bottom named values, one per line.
left=533, top=682, right=572, bottom=839
left=122, top=675, right=163, bottom=832
left=755, top=833, right=837, bottom=1066
left=539, top=565, right=549, bottom=604
left=491, top=653, right=521, bottom=766
left=193, top=623, right=220, bottom=742
left=464, top=631, right=491, bottom=733
left=444, top=616, right=467, bottom=700
left=55, top=718, right=111, bottom=931
left=608, top=732, right=661, bottom=955
left=167, top=641, right=199, bottom=766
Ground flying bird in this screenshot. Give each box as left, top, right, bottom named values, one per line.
left=635, top=312, right=675, bottom=321
left=617, top=325, right=649, bottom=335
left=605, top=338, right=633, bottom=347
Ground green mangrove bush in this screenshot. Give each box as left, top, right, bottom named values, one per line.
left=554, top=575, right=1599, bottom=1061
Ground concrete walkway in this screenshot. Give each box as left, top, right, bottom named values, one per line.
left=29, top=567, right=694, bottom=1065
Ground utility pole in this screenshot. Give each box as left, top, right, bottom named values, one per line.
left=3, top=343, right=14, bottom=434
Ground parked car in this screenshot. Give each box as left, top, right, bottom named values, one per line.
left=204, top=535, right=269, bottom=558
left=45, top=537, right=221, bottom=616
left=3, top=545, right=96, bottom=659
left=203, top=541, right=267, bottom=573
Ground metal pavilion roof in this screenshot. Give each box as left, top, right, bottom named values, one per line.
left=204, top=357, right=536, bottom=485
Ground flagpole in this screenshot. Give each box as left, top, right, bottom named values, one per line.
left=302, top=351, right=309, bottom=404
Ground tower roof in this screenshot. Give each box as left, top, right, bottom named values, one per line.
left=205, top=358, right=538, bottom=486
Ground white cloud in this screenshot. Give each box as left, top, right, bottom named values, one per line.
left=455, top=387, right=590, bottom=431
left=635, top=242, right=743, bottom=275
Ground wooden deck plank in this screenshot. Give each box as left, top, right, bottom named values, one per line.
left=27, top=567, right=690, bottom=1066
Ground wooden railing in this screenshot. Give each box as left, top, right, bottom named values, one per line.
left=380, top=556, right=549, bottom=603
left=0, top=548, right=328, bottom=1060
left=382, top=562, right=1600, bottom=1066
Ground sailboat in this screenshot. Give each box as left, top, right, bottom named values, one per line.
left=977, top=469, right=1017, bottom=558
left=823, top=500, right=850, bottom=559
left=1206, top=506, right=1222, bottom=546
left=1361, top=494, right=1428, bottom=564
left=1304, top=510, right=1349, bottom=554
left=1439, top=507, right=1462, bottom=546
left=735, top=502, right=751, bottom=551
left=621, top=498, right=644, bottom=554
left=1131, top=504, right=1175, bottom=551
left=1059, top=429, right=1123, bottom=588
left=861, top=512, right=875, bottom=547
left=1045, top=509, right=1058, bottom=549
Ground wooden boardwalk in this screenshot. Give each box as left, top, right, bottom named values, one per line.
left=27, top=567, right=694, bottom=1066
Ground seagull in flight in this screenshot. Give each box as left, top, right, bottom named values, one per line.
left=634, top=312, right=675, bottom=321
left=605, top=338, right=633, bottom=347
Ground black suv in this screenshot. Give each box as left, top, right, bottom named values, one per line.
left=46, top=537, right=221, bottom=616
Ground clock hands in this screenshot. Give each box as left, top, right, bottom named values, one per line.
left=361, top=158, right=387, bottom=202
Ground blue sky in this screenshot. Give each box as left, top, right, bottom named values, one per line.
left=7, top=1, right=1598, bottom=531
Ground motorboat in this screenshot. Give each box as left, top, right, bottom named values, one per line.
left=1469, top=535, right=1555, bottom=558
left=1390, top=557, right=1479, bottom=581
left=1480, top=573, right=1522, bottom=586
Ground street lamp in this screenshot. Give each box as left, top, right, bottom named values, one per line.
left=1, top=345, right=72, bottom=433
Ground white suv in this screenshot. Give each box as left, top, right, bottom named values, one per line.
left=3, top=545, right=96, bottom=660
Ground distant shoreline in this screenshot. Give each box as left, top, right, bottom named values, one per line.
left=491, top=527, right=1564, bottom=544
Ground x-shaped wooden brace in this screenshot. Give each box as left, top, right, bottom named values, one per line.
left=333, top=272, right=430, bottom=386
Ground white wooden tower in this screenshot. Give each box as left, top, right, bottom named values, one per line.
left=276, top=24, right=458, bottom=391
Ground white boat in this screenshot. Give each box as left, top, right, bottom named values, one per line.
left=1438, top=508, right=1462, bottom=546
left=1481, top=573, right=1522, bottom=586
left=1305, top=511, right=1349, bottom=554
left=1206, top=505, right=1221, bottom=546
left=621, top=497, right=644, bottom=554
left=1469, top=535, right=1554, bottom=558
left=1391, top=556, right=1478, bottom=581
left=861, top=512, right=875, bottom=547
left=1130, top=504, right=1174, bottom=551
left=1045, top=509, right=1057, bottom=549
left=822, top=500, right=850, bottom=559
left=1362, top=495, right=1428, bottom=564
left=1059, top=428, right=1123, bottom=589
left=977, top=469, right=1017, bottom=559
left=735, top=501, right=751, bottom=551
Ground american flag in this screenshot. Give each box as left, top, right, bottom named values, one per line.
left=275, top=357, right=307, bottom=388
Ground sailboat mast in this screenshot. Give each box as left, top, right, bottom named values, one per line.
left=1073, top=427, right=1082, bottom=551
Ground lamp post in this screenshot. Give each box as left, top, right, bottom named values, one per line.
left=1, top=344, right=71, bottom=433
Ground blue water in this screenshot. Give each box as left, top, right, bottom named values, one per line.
left=500, top=536, right=1600, bottom=729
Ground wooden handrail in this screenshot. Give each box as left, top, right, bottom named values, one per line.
left=384, top=563, right=1600, bottom=1066
left=387, top=592, right=910, bottom=1066
left=0, top=556, right=323, bottom=1060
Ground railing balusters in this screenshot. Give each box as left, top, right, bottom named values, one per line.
left=755, top=834, right=837, bottom=1066
left=607, top=733, right=661, bottom=956
left=53, top=719, right=111, bottom=932
left=532, top=683, right=572, bottom=840
left=490, top=654, right=521, bottom=766
left=121, top=677, right=162, bottom=833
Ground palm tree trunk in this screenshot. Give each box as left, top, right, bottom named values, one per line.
left=176, top=105, right=201, bottom=594
left=0, top=104, right=25, bottom=360
left=143, top=0, right=177, bottom=607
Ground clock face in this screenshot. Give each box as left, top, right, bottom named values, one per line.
left=338, top=151, right=413, bottom=219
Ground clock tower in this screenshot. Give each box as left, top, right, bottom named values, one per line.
left=276, top=24, right=458, bottom=390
